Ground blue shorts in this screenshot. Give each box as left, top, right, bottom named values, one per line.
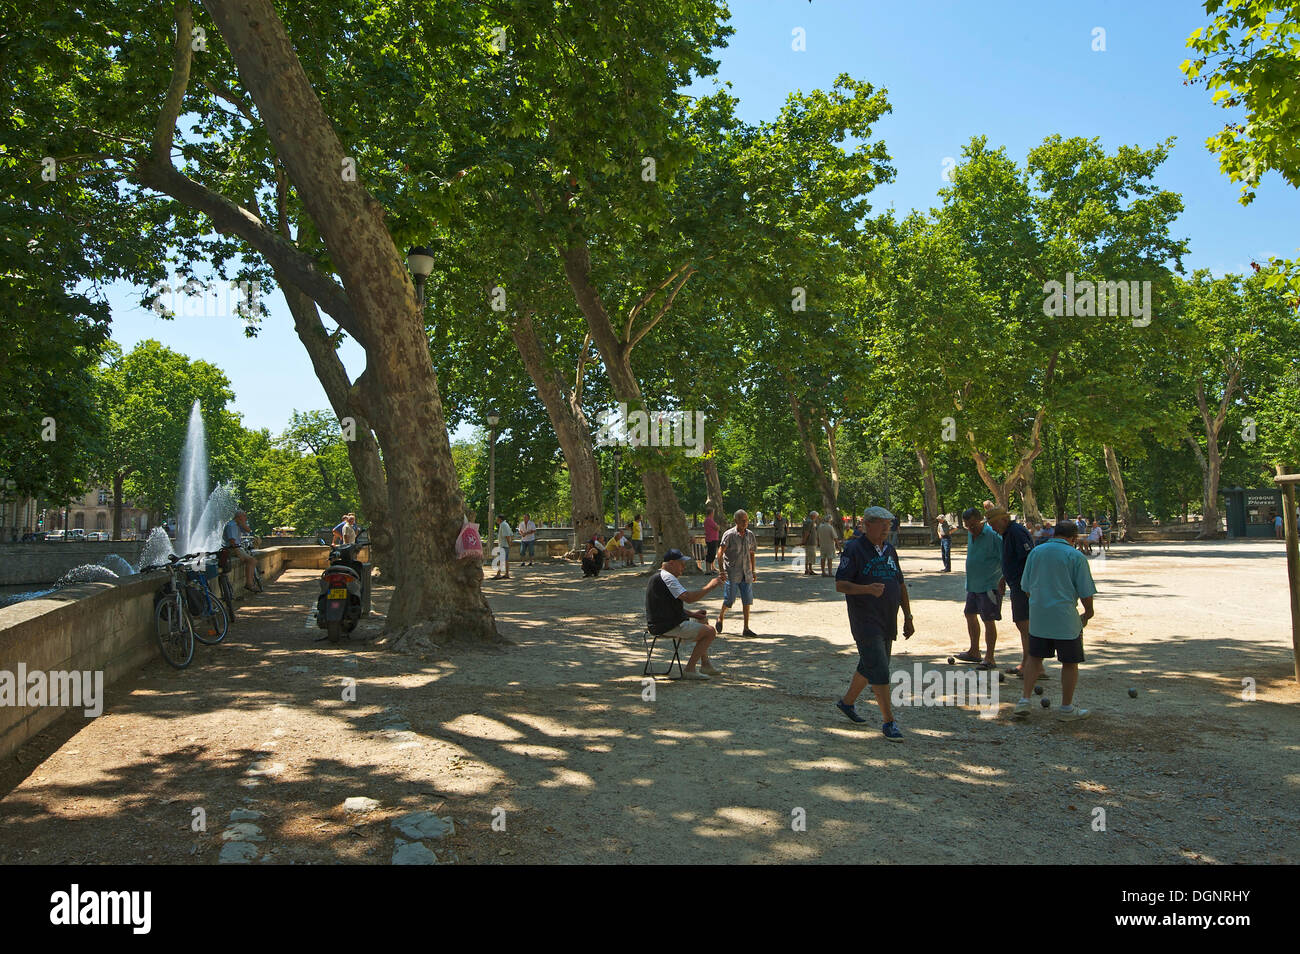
left=722, top=579, right=754, bottom=607
left=963, top=590, right=1003, bottom=621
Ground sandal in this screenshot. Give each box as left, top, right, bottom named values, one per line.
left=975, top=661, right=996, bottom=671
left=955, top=651, right=981, bottom=663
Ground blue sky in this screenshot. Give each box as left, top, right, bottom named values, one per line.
left=102, top=0, right=1297, bottom=436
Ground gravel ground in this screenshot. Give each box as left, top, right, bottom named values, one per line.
left=1, top=539, right=1296, bottom=864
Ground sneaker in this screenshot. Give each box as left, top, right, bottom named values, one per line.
left=1057, top=705, right=1090, bottom=721
left=682, top=670, right=711, bottom=681
left=1013, top=698, right=1031, bottom=719
left=881, top=721, right=904, bottom=742
left=836, top=700, right=866, bottom=724
left=700, top=663, right=724, bottom=676
left=741, top=628, right=758, bottom=638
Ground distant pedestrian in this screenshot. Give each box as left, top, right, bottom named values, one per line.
left=801, top=510, right=818, bottom=576
left=834, top=506, right=914, bottom=742
left=937, top=514, right=952, bottom=572
left=1274, top=512, right=1284, bottom=539
left=773, top=511, right=788, bottom=562
left=631, top=514, right=644, bottom=565
left=1015, top=521, right=1098, bottom=721
left=959, top=506, right=1003, bottom=669
left=581, top=533, right=606, bottom=577
left=518, top=513, right=537, bottom=566
left=817, top=515, right=838, bottom=576
left=716, top=510, right=758, bottom=637
left=704, top=506, right=721, bottom=571
left=494, top=517, right=513, bottom=579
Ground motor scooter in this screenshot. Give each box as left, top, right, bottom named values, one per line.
left=315, top=527, right=370, bottom=642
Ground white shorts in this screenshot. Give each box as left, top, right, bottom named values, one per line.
left=665, top=619, right=709, bottom=642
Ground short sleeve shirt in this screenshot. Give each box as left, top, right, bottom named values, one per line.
left=965, top=522, right=1003, bottom=593
left=520, top=520, right=536, bottom=542
left=222, top=520, right=241, bottom=548
left=632, top=521, right=643, bottom=541
left=704, top=515, right=719, bottom=543
left=719, top=527, right=756, bottom=582
left=1020, top=538, right=1097, bottom=639
left=498, top=521, right=513, bottom=540
left=836, top=534, right=904, bottom=640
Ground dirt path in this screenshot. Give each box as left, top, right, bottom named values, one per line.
left=2, top=540, right=1297, bottom=864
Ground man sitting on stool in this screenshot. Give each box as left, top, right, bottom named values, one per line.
left=645, top=548, right=724, bottom=680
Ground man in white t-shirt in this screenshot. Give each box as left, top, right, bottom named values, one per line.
left=493, top=517, right=513, bottom=580
left=645, top=548, right=724, bottom=679
left=518, top=513, right=538, bottom=566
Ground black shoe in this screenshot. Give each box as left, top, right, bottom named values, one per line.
left=836, top=700, right=867, bottom=724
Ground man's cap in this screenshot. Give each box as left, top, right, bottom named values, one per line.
left=863, top=505, right=894, bottom=521
left=986, top=505, right=1010, bottom=520
left=661, top=548, right=688, bottom=562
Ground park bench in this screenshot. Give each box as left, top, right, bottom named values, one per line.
left=641, top=627, right=684, bottom=680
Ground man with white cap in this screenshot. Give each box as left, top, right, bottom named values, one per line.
left=834, top=505, right=914, bottom=742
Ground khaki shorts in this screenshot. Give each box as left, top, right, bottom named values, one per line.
left=665, top=619, right=709, bottom=642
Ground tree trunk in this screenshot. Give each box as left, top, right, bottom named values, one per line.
left=703, top=431, right=724, bottom=517
left=204, top=0, right=495, bottom=643
left=916, top=446, right=939, bottom=542
left=1102, top=444, right=1136, bottom=541
left=1019, top=460, right=1043, bottom=525
left=1190, top=378, right=1232, bottom=540
left=508, top=310, right=603, bottom=544
left=788, top=388, right=840, bottom=526
left=562, top=243, right=692, bottom=564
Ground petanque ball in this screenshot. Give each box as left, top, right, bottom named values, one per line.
left=1034, top=685, right=1044, bottom=696
left=999, top=671, right=1006, bottom=683
left=1041, top=697, right=1050, bottom=708
left=1128, top=687, right=1138, bottom=698
left=947, top=656, right=955, bottom=665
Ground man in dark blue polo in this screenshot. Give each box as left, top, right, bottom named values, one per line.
left=834, top=506, right=914, bottom=742
left=986, top=506, right=1042, bottom=680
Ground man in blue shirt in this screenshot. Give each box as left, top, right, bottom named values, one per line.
left=834, top=506, right=914, bottom=742
left=1015, top=521, right=1098, bottom=720
left=986, top=506, right=1040, bottom=679
left=959, top=506, right=1003, bottom=668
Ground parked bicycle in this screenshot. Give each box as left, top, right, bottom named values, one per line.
left=141, top=551, right=229, bottom=669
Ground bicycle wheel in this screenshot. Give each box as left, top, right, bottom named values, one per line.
left=155, top=596, right=195, bottom=669
left=219, top=574, right=235, bottom=621
left=193, top=593, right=229, bottom=645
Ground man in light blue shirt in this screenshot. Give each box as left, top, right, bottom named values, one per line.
left=959, top=506, right=1003, bottom=668
left=1015, top=521, right=1098, bottom=720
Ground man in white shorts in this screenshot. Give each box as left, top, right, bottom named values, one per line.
left=645, top=548, right=724, bottom=680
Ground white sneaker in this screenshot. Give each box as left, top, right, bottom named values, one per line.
left=1058, top=705, right=1090, bottom=721
left=700, top=663, right=724, bottom=676
left=682, top=670, right=711, bottom=681
left=1013, top=699, right=1031, bottom=719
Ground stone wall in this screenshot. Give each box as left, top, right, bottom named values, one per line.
left=0, top=541, right=149, bottom=587
left=0, top=544, right=328, bottom=762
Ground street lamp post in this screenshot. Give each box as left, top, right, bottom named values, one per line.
left=1073, top=456, right=1082, bottom=518
left=406, top=245, right=436, bottom=307
left=487, top=412, right=499, bottom=562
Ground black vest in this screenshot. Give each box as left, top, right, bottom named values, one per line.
left=645, top=572, right=688, bottom=635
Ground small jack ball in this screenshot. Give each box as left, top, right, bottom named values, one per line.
left=1041, top=697, right=1050, bottom=708
left=947, top=656, right=955, bottom=665
left=999, top=671, right=1006, bottom=683
left=1128, top=687, right=1138, bottom=698
left=1034, top=685, right=1044, bottom=696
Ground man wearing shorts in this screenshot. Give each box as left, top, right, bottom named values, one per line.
left=986, top=506, right=1038, bottom=679
left=817, top=514, right=838, bottom=576
left=1015, top=521, right=1097, bottom=720
left=645, top=548, right=724, bottom=680
left=773, top=512, right=788, bottom=562
left=960, top=506, right=1003, bottom=668
left=834, top=506, right=914, bottom=741
left=717, top=509, right=758, bottom=637
left=801, top=511, right=818, bottom=575
left=631, top=514, right=644, bottom=565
